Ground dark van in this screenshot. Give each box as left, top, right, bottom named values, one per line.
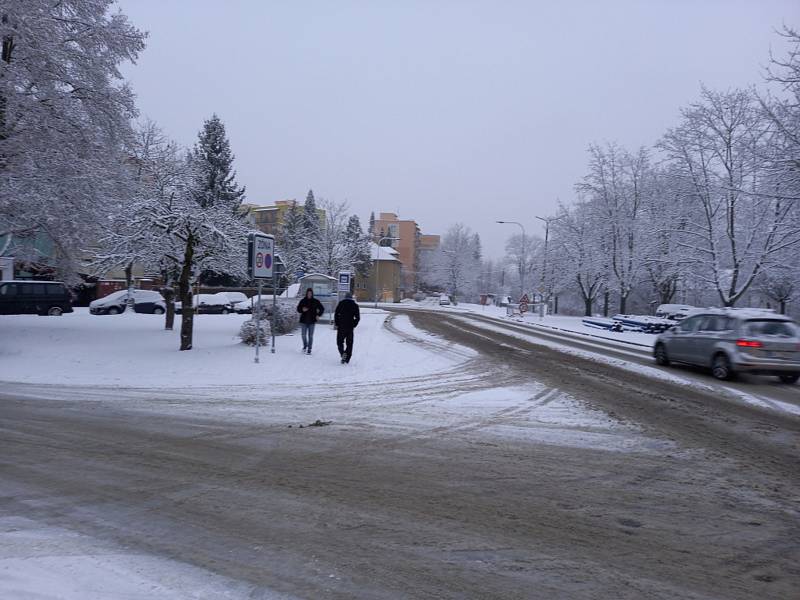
left=0, top=281, right=74, bottom=316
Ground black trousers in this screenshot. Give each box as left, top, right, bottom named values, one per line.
left=336, top=328, right=354, bottom=359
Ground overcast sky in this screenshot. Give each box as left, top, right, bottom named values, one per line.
left=118, top=0, right=798, bottom=259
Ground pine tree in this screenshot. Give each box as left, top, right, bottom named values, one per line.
left=472, top=233, right=483, bottom=261
left=191, top=114, right=245, bottom=211
left=169, top=116, right=249, bottom=350
left=300, top=189, right=322, bottom=272
left=278, top=200, right=305, bottom=279
left=368, top=212, right=376, bottom=237
left=345, top=215, right=372, bottom=278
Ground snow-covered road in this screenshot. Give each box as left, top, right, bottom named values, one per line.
left=1, top=308, right=798, bottom=598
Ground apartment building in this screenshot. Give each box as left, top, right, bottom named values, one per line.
left=372, top=212, right=439, bottom=297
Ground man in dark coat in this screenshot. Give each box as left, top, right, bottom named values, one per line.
left=334, top=292, right=360, bottom=364
left=296, top=287, right=324, bottom=354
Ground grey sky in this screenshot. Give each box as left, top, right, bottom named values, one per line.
left=118, top=0, right=798, bottom=259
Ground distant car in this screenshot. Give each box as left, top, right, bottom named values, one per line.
left=90, top=289, right=166, bottom=315
left=175, top=293, right=233, bottom=315
left=439, top=294, right=451, bottom=306
left=0, top=280, right=74, bottom=316
left=655, top=303, right=695, bottom=321
left=653, top=309, right=800, bottom=383
left=220, top=291, right=249, bottom=309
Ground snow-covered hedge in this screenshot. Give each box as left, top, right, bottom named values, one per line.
left=239, top=318, right=270, bottom=346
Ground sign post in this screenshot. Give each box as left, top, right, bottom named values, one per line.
left=247, top=232, right=274, bottom=363
left=336, top=271, right=352, bottom=329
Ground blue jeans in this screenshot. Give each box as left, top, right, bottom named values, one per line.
left=301, top=322, right=316, bottom=350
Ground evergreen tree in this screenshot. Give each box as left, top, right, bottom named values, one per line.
left=368, top=212, right=376, bottom=237
left=345, top=215, right=372, bottom=278
left=191, top=114, right=245, bottom=211
left=278, top=200, right=306, bottom=279
left=472, top=233, right=483, bottom=261
left=300, top=189, right=322, bottom=271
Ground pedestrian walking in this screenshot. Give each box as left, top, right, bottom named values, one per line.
left=296, top=287, right=324, bottom=354
left=334, top=292, right=360, bottom=364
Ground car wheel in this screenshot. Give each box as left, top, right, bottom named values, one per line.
left=221, top=308, right=230, bottom=315
left=711, top=353, right=734, bottom=381
left=153, top=307, right=165, bottom=315
left=108, top=306, right=120, bottom=315
left=47, top=306, right=63, bottom=316
left=778, top=373, right=799, bottom=385
left=654, top=343, right=670, bottom=366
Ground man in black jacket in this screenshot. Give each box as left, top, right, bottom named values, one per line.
left=334, top=292, right=360, bottom=364
left=296, top=288, right=324, bottom=354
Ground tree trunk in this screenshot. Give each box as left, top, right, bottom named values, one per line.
left=780, top=300, right=786, bottom=315
left=178, top=235, right=195, bottom=351
left=124, top=262, right=135, bottom=311
left=161, top=284, right=175, bottom=330
left=603, top=291, right=609, bottom=317
left=619, top=291, right=627, bottom=315
left=554, top=295, right=559, bottom=314
left=584, top=296, right=592, bottom=317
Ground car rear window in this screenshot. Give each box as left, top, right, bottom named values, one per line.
left=0, top=283, right=16, bottom=296
left=743, top=320, right=797, bottom=338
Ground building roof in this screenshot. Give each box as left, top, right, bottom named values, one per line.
left=370, top=243, right=400, bottom=261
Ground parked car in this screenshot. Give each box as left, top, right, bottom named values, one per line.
left=175, top=294, right=233, bottom=314
left=220, top=291, right=248, bottom=308
left=90, top=289, right=166, bottom=315
left=655, top=303, right=695, bottom=321
left=0, top=280, right=74, bottom=316
left=653, top=309, right=800, bottom=383
left=211, top=291, right=249, bottom=313
left=439, top=294, right=451, bottom=306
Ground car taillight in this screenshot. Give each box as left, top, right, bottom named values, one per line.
left=736, top=339, right=763, bottom=348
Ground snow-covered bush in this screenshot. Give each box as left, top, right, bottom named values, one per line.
left=253, top=300, right=298, bottom=335
left=239, top=318, right=270, bottom=346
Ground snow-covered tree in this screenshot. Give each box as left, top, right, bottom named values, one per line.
left=159, top=116, right=249, bottom=350
left=0, top=0, right=145, bottom=278
left=550, top=204, right=606, bottom=316
left=299, top=189, right=322, bottom=272
left=190, top=114, right=245, bottom=211
left=659, top=87, right=800, bottom=306
left=314, top=198, right=349, bottom=276
left=503, top=232, right=542, bottom=299
left=88, top=120, right=182, bottom=313
left=576, top=143, right=650, bottom=313
left=344, top=214, right=372, bottom=278
left=276, top=200, right=304, bottom=281
left=437, top=223, right=481, bottom=303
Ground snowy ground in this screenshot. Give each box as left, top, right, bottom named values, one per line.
left=1, top=307, right=796, bottom=598
left=0, top=308, right=458, bottom=387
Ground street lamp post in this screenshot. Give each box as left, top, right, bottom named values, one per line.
left=496, top=220, right=526, bottom=298
left=374, top=236, right=400, bottom=308
left=535, top=215, right=562, bottom=312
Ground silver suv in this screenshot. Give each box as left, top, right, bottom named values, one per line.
left=653, top=309, right=800, bottom=383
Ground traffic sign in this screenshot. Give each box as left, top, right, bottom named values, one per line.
left=247, top=232, right=274, bottom=280
left=338, top=271, right=352, bottom=292
left=519, top=302, right=529, bottom=313
left=519, top=293, right=529, bottom=304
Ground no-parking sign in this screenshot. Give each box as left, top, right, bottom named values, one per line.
left=247, top=232, right=274, bottom=280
